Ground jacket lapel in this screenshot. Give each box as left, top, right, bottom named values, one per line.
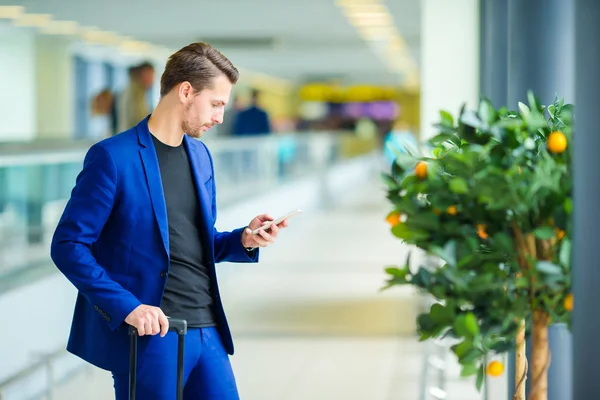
left=136, top=118, right=169, bottom=254
left=183, top=136, right=214, bottom=255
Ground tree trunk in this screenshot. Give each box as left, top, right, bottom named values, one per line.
left=530, top=311, right=550, bottom=400
left=514, top=319, right=527, bottom=400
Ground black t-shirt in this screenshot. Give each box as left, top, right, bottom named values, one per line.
left=151, top=134, right=216, bottom=328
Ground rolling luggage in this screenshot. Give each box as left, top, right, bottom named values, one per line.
left=128, top=318, right=188, bottom=400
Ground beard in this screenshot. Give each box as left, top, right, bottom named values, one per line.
left=182, top=119, right=203, bottom=138
left=182, top=103, right=211, bottom=138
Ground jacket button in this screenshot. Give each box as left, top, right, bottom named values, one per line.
left=160, top=272, right=168, bottom=278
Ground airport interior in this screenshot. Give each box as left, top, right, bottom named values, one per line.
left=1, top=0, right=599, bottom=399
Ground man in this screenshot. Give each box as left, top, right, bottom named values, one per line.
left=232, top=89, right=271, bottom=136
left=117, top=61, right=155, bottom=133
left=51, top=42, right=287, bottom=399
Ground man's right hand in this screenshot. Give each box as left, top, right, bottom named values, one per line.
left=125, top=305, right=169, bottom=337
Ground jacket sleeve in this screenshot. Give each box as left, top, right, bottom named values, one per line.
left=200, top=142, right=259, bottom=264
left=50, top=143, right=141, bottom=331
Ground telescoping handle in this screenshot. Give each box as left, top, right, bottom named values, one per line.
left=128, top=318, right=188, bottom=400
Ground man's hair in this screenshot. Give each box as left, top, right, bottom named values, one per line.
left=160, top=42, right=239, bottom=97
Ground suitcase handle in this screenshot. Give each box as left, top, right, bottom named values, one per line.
left=128, top=318, right=187, bottom=400
left=128, top=317, right=188, bottom=336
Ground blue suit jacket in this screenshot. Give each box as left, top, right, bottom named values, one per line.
left=50, top=117, right=258, bottom=373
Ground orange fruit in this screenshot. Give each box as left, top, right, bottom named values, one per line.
left=415, top=161, right=428, bottom=179
left=446, top=205, right=457, bottom=215
left=556, top=229, right=565, bottom=240
left=547, top=131, right=567, bottom=154
left=564, top=293, right=573, bottom=311
left=477, top=224, right=488, bottom=239
left=386, top=211, right=401, bottom=227
left=486, top=361, right=504, bottom=377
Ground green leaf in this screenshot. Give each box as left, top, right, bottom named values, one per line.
left=459, top=348, right=481, bottom=364
left=452, top=339, right=474, bottom=358
left=413, top=268, right=432, bottom=288
left=449, top=177, right=469, bottom=194
left=527, top=90, right=540, bottom=111
left=464, top=312, right=480, bottom=337
left=476, top=365, right=485, bottom=391
left=440, top=110, right=454, bottom=127
left=391, top=223, right=430, bottom=242
left=385, top=266, right=408, bottom=278
left=518, top=102, right=530, bottom=115
left=455, top=312, right=479, bottom=339
left=430, top=303, right=455, bottom=325
left=559, top=238, right=571, bottom=268
left=536, top=261, right=562, bottom=275
left=460, top=110, right=485, bottom=130
left=533, top=226, right=555, bottom=240
left=431, top=241, right=457, bottom=267
left=461, top=363, right=479, bottom=377
left=380, top=173, right=396, bottom=188
left=478, top=99, right=497, bottom=126
left=492, top=232, right=514, bottom=254
left=564, top=198, right=573, bottom=215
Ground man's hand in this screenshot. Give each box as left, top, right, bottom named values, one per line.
left=125, top=305, right=169, bottom=337
left=241, top=213, right=288, bottom=249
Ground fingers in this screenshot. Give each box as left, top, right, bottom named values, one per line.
left=269, top=223, right=280, bottom=238
left=257, top=214, right=274, bottom=222
left=130, top=306, right=166, bottom=337
left=158, top=311, right=169, bottom=337
left=254, top=228, right=276, bottom=246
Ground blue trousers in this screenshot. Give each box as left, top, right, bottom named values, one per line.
left=113, top=327, right=239, bottom=400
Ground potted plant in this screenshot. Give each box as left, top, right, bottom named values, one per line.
left=381, top=92, right=573, bottom=400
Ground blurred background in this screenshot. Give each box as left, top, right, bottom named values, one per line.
left=0, top=0, right=589, bottom=399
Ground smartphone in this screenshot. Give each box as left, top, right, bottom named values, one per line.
left=252, top=209, right=303, bottom=234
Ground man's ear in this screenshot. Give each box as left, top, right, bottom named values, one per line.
left=178, top=82, right=193, bottom=103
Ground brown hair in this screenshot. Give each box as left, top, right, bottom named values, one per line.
left=160, top=42, right=239, bottom=97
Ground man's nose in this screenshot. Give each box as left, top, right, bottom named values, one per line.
left=212, top=113, right=223, bottom=125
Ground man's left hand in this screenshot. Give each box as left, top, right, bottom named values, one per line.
left=241, top=214, right=288, bottom=249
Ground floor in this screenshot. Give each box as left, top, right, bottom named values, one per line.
left=51, top=178, right=493, bottom=400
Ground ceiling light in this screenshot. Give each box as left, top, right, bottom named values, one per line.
left=358, top=25, right=396, bottom=40
left=13, top=13, right=52, bottom=27
left=39, top=20, right=79, bottom=35
left=348, top=14, right=392, bottom=27
left=121, top=40, right=153, bottom=54
left=0, top=5, right=24, bottom=19
left=81, top=27, right=121, bottom=45
left=340, top=4, right=387, bottom=13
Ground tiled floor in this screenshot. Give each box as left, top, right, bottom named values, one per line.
left=52, top=178, right=495, bottom=400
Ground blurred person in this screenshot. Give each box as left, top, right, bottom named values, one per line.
left=91, top=88, right=115, bottom=137
left=117, top=61, right=155, bottom=132
left=51, top=42, right=290, bottom=400
left=216, top=94, right=243, bottom=137
left=232, top=89, right=271, bottom=136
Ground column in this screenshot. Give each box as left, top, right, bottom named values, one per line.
left=0, top=23, right=36, bottom=142
left=420, top=0, right=480, bottom=141
left=507, top=0, right=575, bottom=106
left=506, top=1, right=574, bottom=399
left=35, top=35, right=74, bottom=139
left=573, top=0, right=600, bottom=398
left=479, top=0, right=508, bottom=108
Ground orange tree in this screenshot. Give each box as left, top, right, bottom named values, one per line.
left=381, top=92, right=572, bottom=400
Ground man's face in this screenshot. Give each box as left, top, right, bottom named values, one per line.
left=182, top=74, right=232, bottom=138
